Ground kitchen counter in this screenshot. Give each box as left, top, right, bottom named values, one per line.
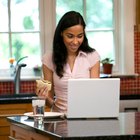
left=7, top=112, right=140, bottom=140
left=0, top=93, right=36, bottom=104
left=100, top=73, right=139, bottom=78
left=120, top=94, right=140, bottom=100
left=1, top=93, right=140, bottom=105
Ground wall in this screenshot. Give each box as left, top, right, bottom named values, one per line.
left=120, top=25, right=140, bottom=95
left=0, top=81, right=36, bottom=95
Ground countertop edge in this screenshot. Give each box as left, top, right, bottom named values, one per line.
left=0, top=76, right=41, bottom=81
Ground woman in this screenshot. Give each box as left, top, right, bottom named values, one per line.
left=37, top=11, right=100, bottom=114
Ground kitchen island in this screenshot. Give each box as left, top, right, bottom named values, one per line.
left=7, top=112, right=140, bottom=140
left=0, top=93, right=50, bottom=140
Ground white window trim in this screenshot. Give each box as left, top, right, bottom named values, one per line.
left=40, top=0, right=56, bottom=54
left=114, top=0, right=135, bottom=74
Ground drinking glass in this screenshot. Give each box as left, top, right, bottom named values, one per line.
left=32, top=97, right=45, bottom=124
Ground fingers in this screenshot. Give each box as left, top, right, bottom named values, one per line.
left=36, top=86, right=48, bottom=97
left=36, top=79, right=52, bottom=100
left=36, top=79, right=52, bottom=91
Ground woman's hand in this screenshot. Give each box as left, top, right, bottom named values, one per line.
left=36, top=86, right=49, bottom=99
left=36, top=79, right=52, bottom=99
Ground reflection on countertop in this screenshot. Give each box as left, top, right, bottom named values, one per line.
left=7, top=112, right=140, bottom=139
left=100, top=73, right=139, bottom=78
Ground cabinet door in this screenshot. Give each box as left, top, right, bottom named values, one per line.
left=10, top=123, right=57, bottom=140
left=10, top=124, right=29, bottom=140
left=0, top=103, right=33, bottom=140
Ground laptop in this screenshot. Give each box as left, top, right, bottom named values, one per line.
left=67, top=78, right=120, bottom=119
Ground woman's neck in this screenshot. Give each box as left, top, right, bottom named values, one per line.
left=67, top=53, right=78, bottom=72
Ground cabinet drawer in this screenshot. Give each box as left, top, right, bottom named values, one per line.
left=0, top=135, right=9, bottom=140
left=0, top=110, right=26, bottom=115
left=0, top=126, right=10, bottom=135
left=11, top=124, right=29, bottom=140
left=10, top=123, right=56, bottom=140
left=0, top=117, right=10, bottom=126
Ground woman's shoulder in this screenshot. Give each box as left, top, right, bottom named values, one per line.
left=82, top=50, right=100, bottom=59
left=42, top=51, right=53, bottom=66
left=42, top=51, right=53, bottom=59
left=86, top=50, right=100, bottom=67
left=86, top=50, right=100, bottom=61
left=91, top=50, right=100, bottom=57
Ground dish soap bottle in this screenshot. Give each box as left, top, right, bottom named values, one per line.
left=9, top=58, right=15, bottom=76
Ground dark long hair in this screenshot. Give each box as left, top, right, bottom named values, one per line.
left=53, top=11, right=95, bottom=78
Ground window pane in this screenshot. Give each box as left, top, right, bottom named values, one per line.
left=11, top=0, right=39, bottom=32
left=86, top=0, right=113, bottom=29
left=0, top=0, right=8, bottom=32
left=56, top=0, right=83, bottom=23
left=0, top=34, right=9, bottom=68
left=12, top=33, right=41, bottom=68
left=86, top=31, right=114, bottom=60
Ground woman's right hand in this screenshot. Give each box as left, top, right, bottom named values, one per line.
left=36, top=85, right=54, bottom=108
left=36, top=79, right=52, bottom=99
left=36, top=85, right=49, bottom=99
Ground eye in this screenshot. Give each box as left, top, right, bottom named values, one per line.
left=77, top=33, right=84, bottom=38
left=66, top=34, right=73, bottom=38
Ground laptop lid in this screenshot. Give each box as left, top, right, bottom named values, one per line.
left=67, top=78, right=120, bottom=119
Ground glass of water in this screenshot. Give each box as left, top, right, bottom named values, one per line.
left=32, top=97, right=45, bottom=124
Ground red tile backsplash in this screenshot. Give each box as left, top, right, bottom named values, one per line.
left=0, top=81, right=36, bottom=95
left=20, top=81, right=36, bottom=94
left=0, top=26, right=140, bottom=96
left=0, top=82, right=14, bottom=94
left=120, top=26, right=140, bottom=95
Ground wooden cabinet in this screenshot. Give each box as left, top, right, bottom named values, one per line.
left=136, top=0, right=140, bottom=25
left=0, top=103, right=50, bottom=140
left=9, top=123, right=56, bottom=140
left=0, top=103, right=32, bottom=140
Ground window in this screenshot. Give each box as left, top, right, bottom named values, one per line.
left=0, top=0, right=41, bottom=70
left=0, top=0, right=135, bottom=76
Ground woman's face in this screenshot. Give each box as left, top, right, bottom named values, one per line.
left=61, top=25, right=84, bottom=54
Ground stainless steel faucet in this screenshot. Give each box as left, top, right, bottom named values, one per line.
left=14, top=56, right=28, bottom=94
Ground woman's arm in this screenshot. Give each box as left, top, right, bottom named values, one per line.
left=43, top=64, right=55, bottom=107
left=90, top=61, right=100, bottom=78
left=36, top=64, right=54, bottom=107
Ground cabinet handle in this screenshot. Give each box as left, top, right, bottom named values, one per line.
left=9, top=136, right=26, bottom=140
left=9, top=136, right=17, bottom=140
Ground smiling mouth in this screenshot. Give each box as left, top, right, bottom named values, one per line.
left=71, top=45, right=78, bottom=50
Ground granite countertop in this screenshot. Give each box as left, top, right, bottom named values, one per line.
left=0, top=93, right=139, bottom=105
left=7, top=112, right=140, bottom=140
left=100, top=73, right=139, bottom=78
left=0, top=93, right=36, bottom=104
left=0, top=74, right=139, bottom=104
left=120, top=94, right=140, bottom=100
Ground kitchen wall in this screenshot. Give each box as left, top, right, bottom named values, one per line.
left=0, top=81, right=36, bottom=95
left=120, top=25, right=140, bottom=95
